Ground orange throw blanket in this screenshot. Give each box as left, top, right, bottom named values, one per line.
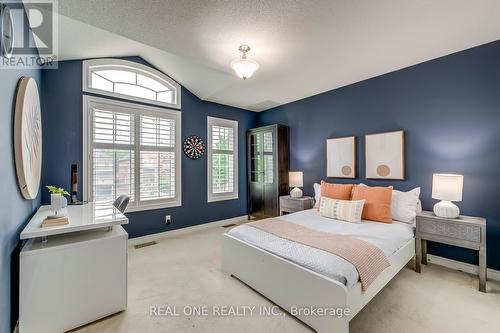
left=248, top=218, right=390, bottom=291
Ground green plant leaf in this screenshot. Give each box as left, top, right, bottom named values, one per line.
left=46, top=185, right=70, bottom=196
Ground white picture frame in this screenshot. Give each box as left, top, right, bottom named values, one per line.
left=365, top=130, right=405, bottom=180
left=326, top=136, right=356, bottom=178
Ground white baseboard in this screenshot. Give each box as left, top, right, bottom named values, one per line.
left=128, top=215, right=248, bottom=246
left=427, top=254, right=500, bottom=282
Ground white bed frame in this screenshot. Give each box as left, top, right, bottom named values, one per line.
left=221, top=234, right=415, bottom=333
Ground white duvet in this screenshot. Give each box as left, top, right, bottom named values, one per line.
left=227, top=209, right=414, bottom=289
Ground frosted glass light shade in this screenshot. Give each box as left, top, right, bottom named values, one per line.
left=432, top=174, right=463, bottom=202
left=289, top=172, right=303, bottom=188
left=230, top=58, right=259, bottom=80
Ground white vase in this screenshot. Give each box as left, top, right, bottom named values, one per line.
left=50, top=193, right=68, bottom=218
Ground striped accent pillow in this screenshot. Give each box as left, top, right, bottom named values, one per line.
left=319, top=197, right=365, bottom=223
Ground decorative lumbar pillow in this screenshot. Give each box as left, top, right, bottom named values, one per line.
left=392, top=187, right=421, bottom=223
left=351, top=185, right=393, bottom=223
left=319, top=197, right=365, bottom=223
left=320, top=181, right=354, bottom=200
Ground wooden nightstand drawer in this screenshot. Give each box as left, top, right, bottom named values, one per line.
left=418, top=218, right=481, bottom=243
left=279, top=196, right=314, bottom=214
left=280, top=200, right=304, bottom=211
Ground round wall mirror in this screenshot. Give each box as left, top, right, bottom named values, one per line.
left=14, top=77, right=42, bottom=199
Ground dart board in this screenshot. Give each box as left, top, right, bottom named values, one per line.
left=183, top=135, right=205, bottom=159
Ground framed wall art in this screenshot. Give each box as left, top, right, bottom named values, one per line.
left=365, top=130, right=405, bottom=180
left=326, top=136, right=356, bottom=178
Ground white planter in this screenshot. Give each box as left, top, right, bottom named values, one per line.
left=50, top=194, right=68, bottom=218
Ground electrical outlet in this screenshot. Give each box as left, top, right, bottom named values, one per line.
left=165, top=215, right=171, bottom=225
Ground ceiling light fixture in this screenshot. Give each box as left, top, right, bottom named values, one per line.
left=230, top=45, right=259, bottom=80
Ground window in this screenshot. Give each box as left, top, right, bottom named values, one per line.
left=207, top=117, right=238, bottom=202
left=83, top=59, right=181, bottom=109
left=83, top=96, right=181, bottom=211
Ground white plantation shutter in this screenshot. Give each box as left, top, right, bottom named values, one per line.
left=85, top=96, right=181, bottom=211
left=139, top=115, right=177, bottom=202
left=92, top=110, right=135, bottom=204
left=207, top=117, right=238, bottom=202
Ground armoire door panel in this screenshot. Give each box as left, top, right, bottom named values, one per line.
left=247, top=125, right=289, bottom=219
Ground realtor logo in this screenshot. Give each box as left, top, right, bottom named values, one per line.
left=1, top=0, right=58, bottom=69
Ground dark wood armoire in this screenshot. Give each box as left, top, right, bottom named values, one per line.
left=247, top=124, right=289, bottom=219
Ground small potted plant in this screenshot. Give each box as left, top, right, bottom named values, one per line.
left=46, top=185, right=70, bottom=218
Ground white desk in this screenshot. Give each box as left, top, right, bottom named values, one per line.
left=20, top=202, right=128, bottom=239
left=19, top=203, right=129, bottom=333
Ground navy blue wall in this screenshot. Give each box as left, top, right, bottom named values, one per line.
left=41, top=57, right=258, bottom=238
left=258, top=40, right=500, bottom=270
left=0, top=3, right=42, bottom=333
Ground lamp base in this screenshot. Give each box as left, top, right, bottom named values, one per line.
left=290, top=187, right=303, bottom=198
left=433, top=200, right=460, bottom=218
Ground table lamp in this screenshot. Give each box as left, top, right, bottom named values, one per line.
left=289, top=171, right=303, bottom=198
left=432, top=173, right=463, bottom=218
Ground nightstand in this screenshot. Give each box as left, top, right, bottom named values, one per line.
left=415, top=211, right=487, bottom=292
left=279, top=195, right=314, bottom=215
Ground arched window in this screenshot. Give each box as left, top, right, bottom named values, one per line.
left=82, top=59, right=182, bottom=212
left=83, top=59, right=181, bottom=109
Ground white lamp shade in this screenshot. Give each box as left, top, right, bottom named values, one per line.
left=230, top=58, right=259, bottom=80
left=432, top=173, right=463, bottom=202
left=289, top=172, right=303, bottom=188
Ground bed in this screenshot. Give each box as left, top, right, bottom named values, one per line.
left=221, top=209, right=415, bottom=333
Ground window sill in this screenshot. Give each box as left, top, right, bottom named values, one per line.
left=125, top=200, right=182, bottom=213
left=207, top=195, right=239, bottom=203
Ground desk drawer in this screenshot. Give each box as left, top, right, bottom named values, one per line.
left=418, top=218, right=481, bottom=243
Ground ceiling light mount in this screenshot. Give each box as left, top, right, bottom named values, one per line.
left=238, top=44, right=251, bottom=56
left=231, top=44, right=259, bottom=80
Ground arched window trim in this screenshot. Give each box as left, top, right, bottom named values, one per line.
left=83, top=58, right=181, bottom=109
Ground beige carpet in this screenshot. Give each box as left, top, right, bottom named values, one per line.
left=73, top=224, right=500, bottom=333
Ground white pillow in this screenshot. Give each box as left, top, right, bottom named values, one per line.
left=313, top=182, right=321, bottom=207
left=358, top=183, right=420, bottom=223
left=416, top=199, right=422, bottom=214
left=392, top=187, right=421, bottom=223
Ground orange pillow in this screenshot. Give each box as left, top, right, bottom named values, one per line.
left=320, top=181, right=354, bottom=200
left=351, top=185, right=393, bottom=223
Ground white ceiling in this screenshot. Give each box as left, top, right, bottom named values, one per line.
left=56, top=0, right=500, bottom=112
